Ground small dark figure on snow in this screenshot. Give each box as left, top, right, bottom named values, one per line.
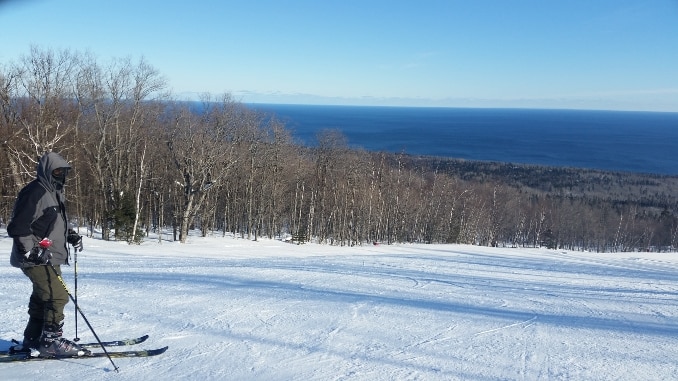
left=7, top=152, right=88, bottom=357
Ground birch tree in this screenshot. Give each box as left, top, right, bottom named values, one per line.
left=3, top=47, right=79, bottom=184
left=165, top=96, right=242, bottom=243
left=75, top=55, right=166, bottom=240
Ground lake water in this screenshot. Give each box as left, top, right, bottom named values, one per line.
left=249, top=104, right=678, bottom=175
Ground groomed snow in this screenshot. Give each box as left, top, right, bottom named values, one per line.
left=1, top=228, right=677, bottom=380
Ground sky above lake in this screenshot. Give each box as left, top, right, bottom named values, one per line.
left=1, top=0, right=677, bottom=111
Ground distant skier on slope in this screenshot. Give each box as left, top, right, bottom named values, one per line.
left=6, top=151, right=88, bottom=357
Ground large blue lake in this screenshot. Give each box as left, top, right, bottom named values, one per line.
left=249, top=104, right=678, bottom=175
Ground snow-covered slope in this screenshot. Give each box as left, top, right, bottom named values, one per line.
left=1, top=229, right=677, bottom=380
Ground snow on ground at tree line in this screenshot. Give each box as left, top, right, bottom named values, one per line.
left=0, top=227, right=677, bottom=380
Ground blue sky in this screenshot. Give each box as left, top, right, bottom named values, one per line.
left=1, top=0, right=677, bottom=111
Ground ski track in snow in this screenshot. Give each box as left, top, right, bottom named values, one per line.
left=1, top=228, right=678, bottom=380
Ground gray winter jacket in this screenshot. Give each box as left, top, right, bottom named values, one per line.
left=8, top=152, right=72, bottom=268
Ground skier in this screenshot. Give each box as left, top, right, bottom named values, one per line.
left=7, top=152, right=89, bottom=357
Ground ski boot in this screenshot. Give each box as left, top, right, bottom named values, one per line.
left=37, top=323, right=90, bottom=357
left=8, top=339, right=40, bottom=357
left=9, top=317, right=43, bottom=357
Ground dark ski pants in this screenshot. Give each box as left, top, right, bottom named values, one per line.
left=22, top=265, right=68, bottom=334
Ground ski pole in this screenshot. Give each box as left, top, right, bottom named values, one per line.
left=74, top=244, right=79, bottom=342
left=49, top=262, right=119, bottom=372
left=38, top=239, right=120, bottom=372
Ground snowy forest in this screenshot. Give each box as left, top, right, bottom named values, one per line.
left=1, top=47, right=677, bottom=252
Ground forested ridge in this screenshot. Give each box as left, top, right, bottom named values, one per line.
left=413, top=157, right=678, bottom=211
left=1, top=48, right=676, bottom=252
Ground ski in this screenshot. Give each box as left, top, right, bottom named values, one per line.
left=79, top=334, right=150, bottom=348
left=1, top=335, right=149, bottom=356
left=0, top=346, right=168, bottom=363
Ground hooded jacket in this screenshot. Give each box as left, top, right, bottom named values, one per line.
left=8, top=152, right=72, bottom=268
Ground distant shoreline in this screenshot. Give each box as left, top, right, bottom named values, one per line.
left=248, top=102, right=678, bottom=114
left=249, top=104, right=678, bottom=176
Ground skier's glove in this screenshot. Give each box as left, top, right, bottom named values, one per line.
left=25, top=246, right=52, bottom=265
left=67, top=229, right=83, bottom=252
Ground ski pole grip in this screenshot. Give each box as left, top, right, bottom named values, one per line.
left=39, top=238, right=53, bottom=249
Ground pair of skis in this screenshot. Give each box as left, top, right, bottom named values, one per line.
left=0, top=334, right=167, bottom=363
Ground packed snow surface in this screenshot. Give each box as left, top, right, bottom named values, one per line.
left=1, top=228, right=677, bottom=380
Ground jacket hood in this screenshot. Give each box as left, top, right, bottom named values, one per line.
left=37, top=152, right=71, bottom=191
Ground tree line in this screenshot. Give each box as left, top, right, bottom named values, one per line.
left=1, top=47, right=676, bottom=252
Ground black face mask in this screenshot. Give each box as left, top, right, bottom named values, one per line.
left=52, top=167, right=69, bottom=189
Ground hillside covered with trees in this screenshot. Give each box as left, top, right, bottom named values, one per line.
left=1, top=48, right=676, bottom=252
